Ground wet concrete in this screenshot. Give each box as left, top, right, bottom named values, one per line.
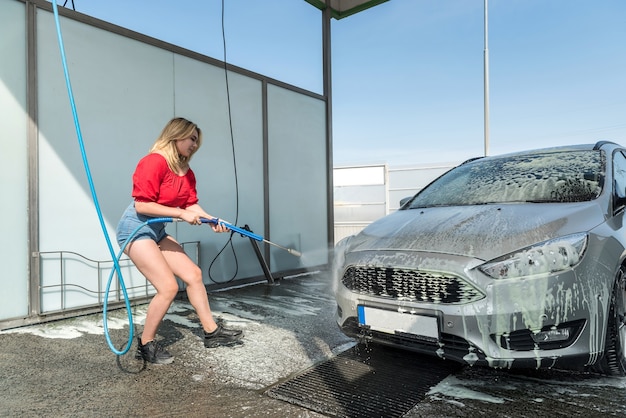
left=1, top=272, right=625, bottom=417
left=0, top=273, right=349, bottom=417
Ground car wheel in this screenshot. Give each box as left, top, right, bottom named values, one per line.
left=596, top=266, right=626, bottom=376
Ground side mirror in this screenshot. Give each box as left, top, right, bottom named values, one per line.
left=614, top=179, right=626, bottom=210
left=615, top=191, right=626, bottom=209
left=399, top=196, right=412, bottom=207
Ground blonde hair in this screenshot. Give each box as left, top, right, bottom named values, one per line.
left=149, top=117, right=203, bottom=172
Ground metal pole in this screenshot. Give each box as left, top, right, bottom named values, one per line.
left=484, top=0, right=490, bottom=156
left=322, top=6, right=335, bottom=253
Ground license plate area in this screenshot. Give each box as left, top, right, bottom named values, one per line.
left=358, top=306, right=439, bottom=342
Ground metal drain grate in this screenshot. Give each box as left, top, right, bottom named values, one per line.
left=265, top=344, right=461, bottom=417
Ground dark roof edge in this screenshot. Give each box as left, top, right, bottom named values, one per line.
left=304, top=0, right=390, bottom=20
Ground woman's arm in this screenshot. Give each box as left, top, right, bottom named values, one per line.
left=134, top=201, right=200, bottom=224
left=134, top=200, right=227, bottom=232
left=185, top=203, right=229, bottom=232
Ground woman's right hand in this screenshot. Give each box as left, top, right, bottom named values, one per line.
left=180, top=210, right=202, bottom=225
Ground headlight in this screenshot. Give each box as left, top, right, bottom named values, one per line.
left=478, top=233, right=588, bottom=280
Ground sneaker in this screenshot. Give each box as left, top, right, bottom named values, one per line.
left=135, top=337, right=174, bottom=364
left=204, top=324, right=243, bottom=348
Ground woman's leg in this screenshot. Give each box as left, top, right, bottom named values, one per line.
left=126, top=239, right=179, bottom=344
left=158, top=236, right=219, bottom=333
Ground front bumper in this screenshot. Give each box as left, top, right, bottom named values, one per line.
left=334, top=250, right=612, bottom=371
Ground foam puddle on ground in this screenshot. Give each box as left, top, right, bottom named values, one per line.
left=0, top=304, right=152, bottom=339
left=208, top=284, right=328, bottom=321
left=0, top=301, right=247, bottom=340
left=427, top=375, right=507, bottom=404
left=0, top=314, right=141, bottom=340
left=426, top=369, right=626, bottom=411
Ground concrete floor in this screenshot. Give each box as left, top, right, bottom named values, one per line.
left=0, top=272, right=350, bottom=417
left=2, top=272, right=626, bottom=418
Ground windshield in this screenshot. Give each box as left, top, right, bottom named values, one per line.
left=406, top=150, right=605, bottom=208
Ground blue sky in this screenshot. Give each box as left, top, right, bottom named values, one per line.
left=64, top=0, right=626, bottom=167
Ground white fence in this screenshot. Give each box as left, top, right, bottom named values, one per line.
left=333, top=162, right=458, bottom=244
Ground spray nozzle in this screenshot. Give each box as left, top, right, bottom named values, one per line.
left=199, top=218, right=301, bottom=257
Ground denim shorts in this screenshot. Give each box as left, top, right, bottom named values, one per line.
left=116, top=203, right=168, bottom=248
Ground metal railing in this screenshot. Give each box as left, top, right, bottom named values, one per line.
left=36, top=241, right=200, bottom=314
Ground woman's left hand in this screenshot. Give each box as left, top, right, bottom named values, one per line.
left=211, top=219, right=230, bottom=233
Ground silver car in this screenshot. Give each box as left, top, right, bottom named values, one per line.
left=333, top=142, right=626, bottom=375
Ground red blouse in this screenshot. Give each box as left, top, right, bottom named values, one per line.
left=132, top=153, right=199, bottom=209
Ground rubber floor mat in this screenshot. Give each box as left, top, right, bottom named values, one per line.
left=265, top=344, right=462, bottom=418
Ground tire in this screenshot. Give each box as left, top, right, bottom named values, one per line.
left=595, top=266, right=626, bottom=376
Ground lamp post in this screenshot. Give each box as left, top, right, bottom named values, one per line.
left=484, top=0, right=490, bottom=156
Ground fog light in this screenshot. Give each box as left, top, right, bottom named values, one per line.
left=531, top=328, right=571, bottom=343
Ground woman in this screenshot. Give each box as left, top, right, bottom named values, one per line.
left=116, top=117, right=242, bottom=365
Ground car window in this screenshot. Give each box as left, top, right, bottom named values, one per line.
left=406, top=150, right=605, bottom=208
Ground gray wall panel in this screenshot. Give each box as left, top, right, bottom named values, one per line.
left=0, top=1, right=28, bottom=320
left=173, top=57, right=266, bottom=283
left=268, top=85, right=328, bottom=269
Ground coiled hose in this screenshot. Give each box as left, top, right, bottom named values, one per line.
left=102, top=217, right=176, bottom=355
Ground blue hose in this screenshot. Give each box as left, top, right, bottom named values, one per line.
left=102, top=217, right=174, bottom=355
left=50, top=2, right=145, bottom=356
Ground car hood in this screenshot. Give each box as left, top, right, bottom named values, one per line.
left=344, top=202, right=605, bottom=261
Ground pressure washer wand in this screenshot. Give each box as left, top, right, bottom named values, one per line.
left=201, top=218, right=302, bottom=257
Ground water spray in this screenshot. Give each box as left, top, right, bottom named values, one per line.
left=202, top=218, right=302, bottom=257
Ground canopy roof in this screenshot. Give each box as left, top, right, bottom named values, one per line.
left=305, top=0, right=389, bottom=20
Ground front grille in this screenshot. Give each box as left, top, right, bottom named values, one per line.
left=341, top=265, right=485, bottom=304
